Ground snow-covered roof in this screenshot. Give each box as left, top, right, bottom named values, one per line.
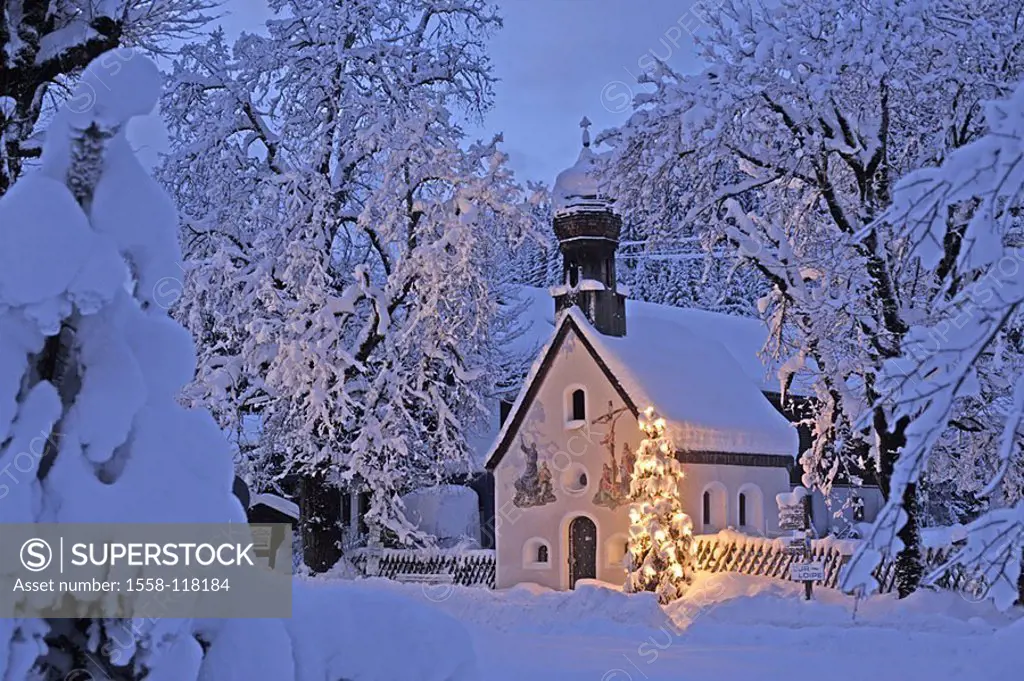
left=569, top=308, right=797, bottom=456
left=251, top=493, right=300, bottom=519
left=504, top=287, right=806, bottom=396
left=483, top=291, right=800, bottom=467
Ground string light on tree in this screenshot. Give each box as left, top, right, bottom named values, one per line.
left=625, top=406, right=695, bottom=603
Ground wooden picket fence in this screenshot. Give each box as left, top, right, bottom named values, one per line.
left=347, top=533, right=969, bottom=596
left=694, top=531, right=970, bottom=594
left=693, top=532, right=855, bottom=589
left=349, top=548, right=496, bottom=588
left=873, top=544, right=964, bottom=593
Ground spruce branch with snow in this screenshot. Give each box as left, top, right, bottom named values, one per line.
left=625, top=407, right=695, bottom=604
left=0, top=49, right=292, bottom=681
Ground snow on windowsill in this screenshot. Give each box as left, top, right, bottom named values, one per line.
left=564, top=418, right=587, bottom=431
left=579, top=279, right=605, bottom=291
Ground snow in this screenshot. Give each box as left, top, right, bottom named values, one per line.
left=402, top=485, right=481, bottom=546
left=67, top=49, right=163, bottom=128
left=921, top=523, right=968, bottom=549
left=571, top=307, right=797, bottom=455
left=481, top=287, right=801, bottom=466
left=0, top=174, right=93, bottom=310
left=252, top=493, right=300, bottom=519
left=552, top=140, right=618, bottom=215
left=311, top=571, right=1023, bottom=681
left=288, top=578, right=478, bottom=681
left=505, top=286, right=808, bottom=396
left=776, top=485, right=809, bottom=507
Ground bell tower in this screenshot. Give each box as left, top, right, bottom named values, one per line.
left=551, top=117, right=626, bottom=337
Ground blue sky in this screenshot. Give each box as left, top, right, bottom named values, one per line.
left=132, top=0, right=704, bottom=185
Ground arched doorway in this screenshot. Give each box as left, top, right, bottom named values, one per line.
left=568, top=516, right=597, bottom=588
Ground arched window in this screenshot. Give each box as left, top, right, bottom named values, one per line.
left=852, top=494, right=865, bottom=521
left=701, top=483, right=728, bottom=533
left=736, top=484, right=765, bottom=535
left=568, top=264, right=580, bottom=287
left=523, top=537, right=552, bottom=569
left=571, top=389, right=586, bottom=421
left=606, top=533, right=629, bottom=567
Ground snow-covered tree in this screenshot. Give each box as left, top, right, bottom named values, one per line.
left=605, top=0, right=1024, bottom=596
left=625, top=408, right=694, bottom=603
left=0, top=50, right=290, bottom=681
left=158, top=0, right=532, bottom=570
left=844, top=82, right=1024, bottom=609
left=0, top=0, right=214, bottom=195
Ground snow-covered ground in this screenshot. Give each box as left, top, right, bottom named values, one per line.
left=303, top=573, right=1023, bottom=681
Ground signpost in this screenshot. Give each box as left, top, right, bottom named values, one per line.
left=776, top=487, right=815, bottom=600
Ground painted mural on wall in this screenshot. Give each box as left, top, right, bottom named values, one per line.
left=513, top=438, right=557, bottom=508
left=591, top=401, right=634, bottom=509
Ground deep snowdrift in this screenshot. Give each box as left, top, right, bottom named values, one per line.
left=334, top=572, right=1022, bottom=681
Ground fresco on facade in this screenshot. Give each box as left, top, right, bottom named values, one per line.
left=591, top=401, right=634, bottom=509
left=513, top=439, right=557, bottom=508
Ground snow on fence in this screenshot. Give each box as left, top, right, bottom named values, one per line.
left=347, top=529, right=970, bottom=595
left=694, top=529, right=970, bottom=594
left=348, top=548, right=495, bottom=588
left=693, top=530, right=857, bottom=589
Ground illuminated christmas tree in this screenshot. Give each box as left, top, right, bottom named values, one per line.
left=625, top=407, right=695, bottom=603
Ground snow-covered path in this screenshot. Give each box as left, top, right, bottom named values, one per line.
left=353, top=573, right=1023, bottom=681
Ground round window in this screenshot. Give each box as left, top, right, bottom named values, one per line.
left=561, top=463, right=590, bottom=495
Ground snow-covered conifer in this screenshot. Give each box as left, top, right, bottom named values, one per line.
left=625, top=408, right=694, bottom=603
left=0, top=50, right=290, bottom=680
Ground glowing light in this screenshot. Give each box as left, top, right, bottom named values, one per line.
left=624, top=406, right=694, bottom=604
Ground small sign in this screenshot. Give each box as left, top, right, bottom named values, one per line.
left=784, top=538, right=806, bottom=555
left=790, top=562, right=825, bottom=582
left=779, top=511, right=805, bottom=531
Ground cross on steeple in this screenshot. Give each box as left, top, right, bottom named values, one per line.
left=580, top=116, right=592, bottom=148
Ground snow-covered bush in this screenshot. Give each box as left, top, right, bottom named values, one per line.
left=0, top=50, right=290, bottom=680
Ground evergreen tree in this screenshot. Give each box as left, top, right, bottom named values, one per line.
left=0, top=50, right=289, bottom=681
left=625, top=408, right=694, bottom=604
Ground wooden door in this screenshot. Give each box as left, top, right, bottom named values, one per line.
left=569, top=516, right=597, bottom=588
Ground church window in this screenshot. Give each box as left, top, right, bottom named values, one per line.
left=571, top=388, right=586, bottom=421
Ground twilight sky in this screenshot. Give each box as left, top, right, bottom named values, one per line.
left=131, top=0, right=705, bottom=185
